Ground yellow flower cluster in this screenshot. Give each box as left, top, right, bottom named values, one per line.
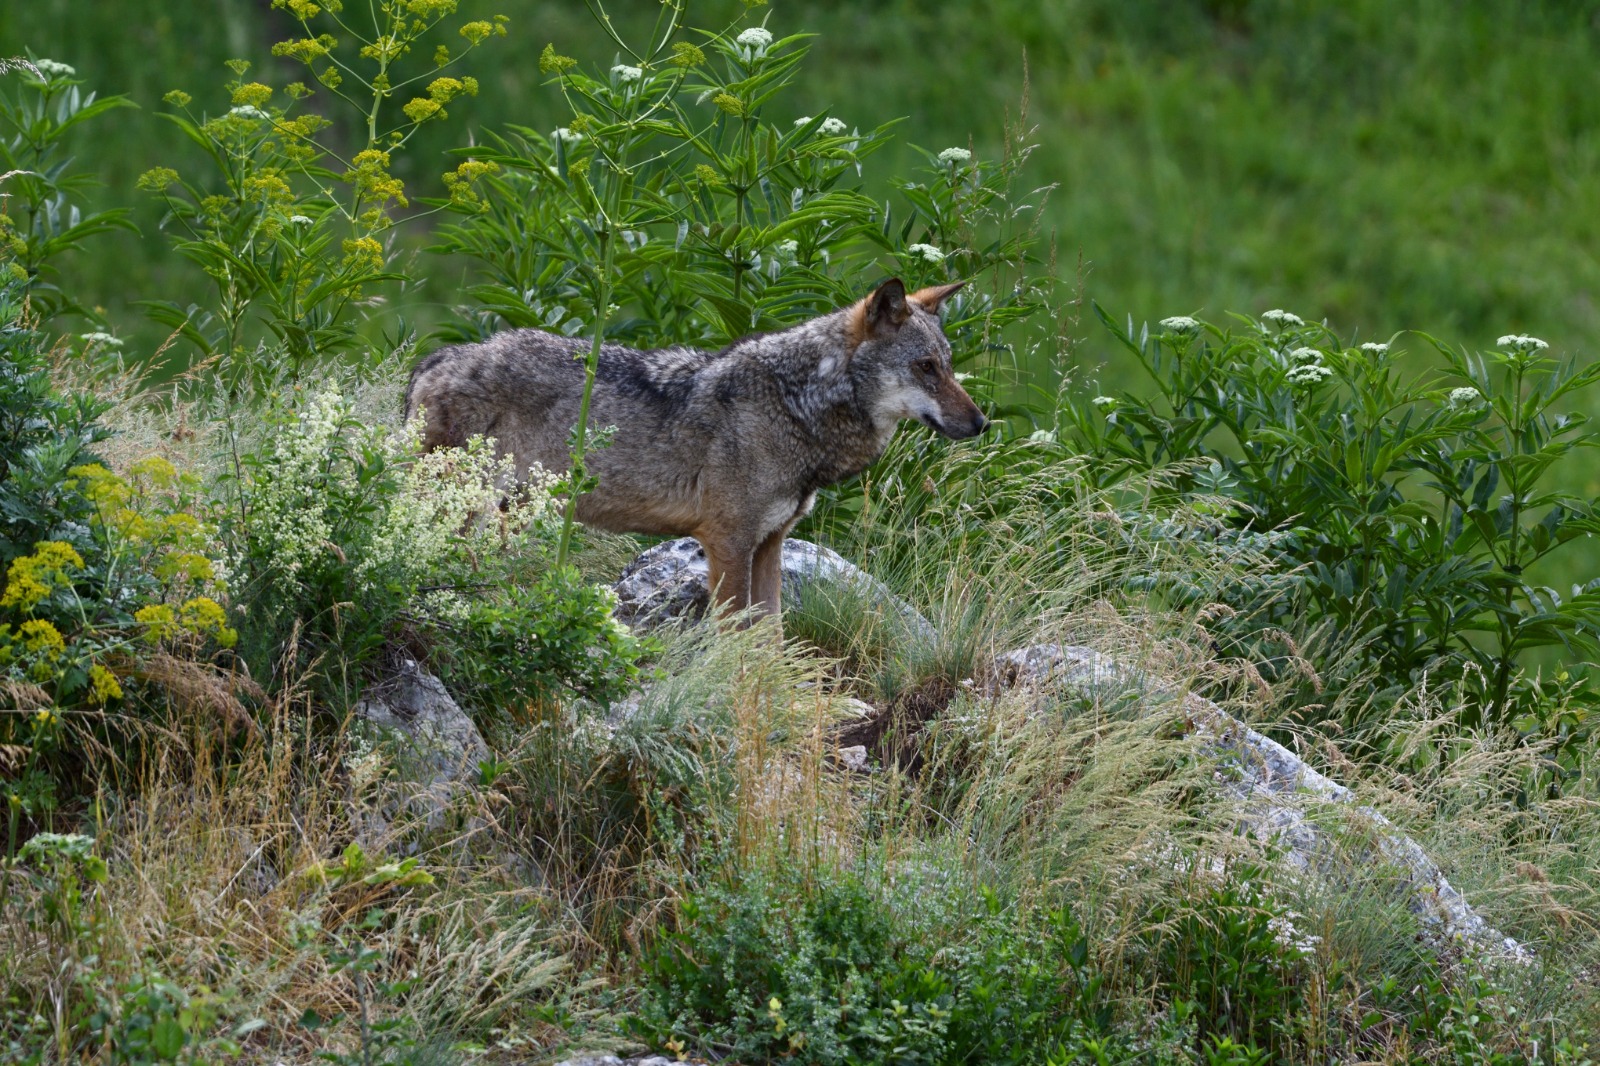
left=459, top=18, right=507, bottom=45
left=137, top=167, right=180, bottom=192
left=163, top=89, right=192, bottom=106
left=272, top=34, right=337, bottom=63
left=231, top=82, right=274, bottom=107
left=670, top=42, right=706, bottom=68
left=342, top=235, right=385, bottom=273
left=539, top=44, right=576, bottom=74
left=405, top=0, right=459, bottom=17
left=345, top=149, right=407, bottom=208
left=442, top=159, right=500, bottom=209
left=135, top=596, right=237, bottom=649
left=89, top=663, right=123, bottom=704
left=272, top=0, right=339, bottom=20
left=1, top=542, right=85, bottom=612
left=712, top=93, right=745, bottom=116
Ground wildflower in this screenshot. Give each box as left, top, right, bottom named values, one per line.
left=1028, top=429, right=1057, bottom=443
left=32, top=59, right=75, bottom=79
left=1447, top=386, right=1481, bottom=409
left=88, top=663, right=123, bottom=704
left=693, top=163, right=724, bottom=186
left=79, top=331, right=123, bottom=349
left=670, top=42, right=705, bottom=68
left=2, top=542, right=85, bottom=612
left=736, top=26, right=774, bottom=61
left=794, top=116, right=812, bottom=128
left=137, top=167, right=180, bottom=192
left=290, top=214, right=313, bottom=225
left=908, top=243, right=945, bottom=264
left=180, top=596, right=238, bottom=647
left=818, top=117, right=848, bottom=136
left=1496, top=333, right=1548, bottom=352
left=1092, top=396, right=1118, bottom=409
left=341, top=236, right=384, bottom=273
left=459, top=20, right=504, bottom=45
left=1288, top=346, right=1321, bottom=364
left=1262, top=308, right=1304, bottom=328
left=538, top=44, right=577, bottom=74
left=231, top=82, right=273, bottom=107
left=227, top=105, right=271, bottom=121
left=162, top=89, right=192, bottom=106
left=1160, top=315, right=1200, bottom=333
left=551, top=126, right=584, bottom=144
left=344, top=149, right=406, bottom=207
left=1360, top=341, right=1389, bottom=355
left=711, top=93, right=745, bottom=116
left=403, top=97, right=444, bottom=123
left=18, top=619, right=66, bottom=656
left=611, top=64, right=642, bottom=83
left=774, top=238, right=799, bottom=261
left=937, top=146, right=972, bottom=164
left=34, top=708, right=57, bottom=728
left=1286, top=363, right=1333, bottom=386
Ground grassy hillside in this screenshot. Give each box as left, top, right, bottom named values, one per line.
left=4, top=0, right=1599, bottom=366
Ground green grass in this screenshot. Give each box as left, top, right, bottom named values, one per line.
left=5, top=0, right=1599, bottom=365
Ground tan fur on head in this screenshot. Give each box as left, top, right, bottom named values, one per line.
left=909, top=281, right=967, bottom=313
left=845, top=297, right=869, bottom=350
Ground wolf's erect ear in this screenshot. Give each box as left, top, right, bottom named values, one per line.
left=909, top=280, right=967, bottom=314
left=865, top=277, right=912, bottom=333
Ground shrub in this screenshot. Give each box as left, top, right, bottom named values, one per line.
left=1062, top=310, right=1600, bottom=743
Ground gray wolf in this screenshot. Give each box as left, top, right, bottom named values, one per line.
left=405, top=278, right=986, bottom=619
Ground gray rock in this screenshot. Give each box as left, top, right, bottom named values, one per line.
left=612, top=537, right=934, bottom=640
left=835, top=744, right=871, bottom=772
left=992, top=643, right=1528, bottom=961
left=353, top=660, right=488, bottom=841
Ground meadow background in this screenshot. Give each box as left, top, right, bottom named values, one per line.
left=7, top=0, right=1600, bottom=384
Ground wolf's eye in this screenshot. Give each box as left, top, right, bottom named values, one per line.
left=916, top=358, right=937, bottom=374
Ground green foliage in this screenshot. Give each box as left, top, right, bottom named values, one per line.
left=0, top=56, right=136, bottom=321
left=1062, top=311, right=1600, bottom=739
left=633, top=862, right=1112, bottom=1065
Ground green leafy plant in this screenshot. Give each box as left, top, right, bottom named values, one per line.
left=0, top=56, right=136, bottom=322
left=1063, top=311, right=1600, bottom=738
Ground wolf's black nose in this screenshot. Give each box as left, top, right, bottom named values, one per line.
left=973, top=413, right=989, bottom=434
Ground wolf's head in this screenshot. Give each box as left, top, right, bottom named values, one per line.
left=844, top=278, right=988, bottom=439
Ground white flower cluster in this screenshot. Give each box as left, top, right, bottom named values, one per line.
left=245, top=387, right=344, bottom=579
left=819, top=117, right=849, bottom=136
left=736, top=26, right=773, bottom=61
left=908, top=243, right=945, bottom=264
left=1359, top=341, right=1389, bottom=355
left=1261, top=308, right=1304, bottom=328
left=1092, top=395, right=1118, bottom=409
left=289, top=214, right=313, bottom=226
left=773, top=238, right=799, bottom=261
left=1286, top=362, right=1333, bottom=386
left=1267, top=911, right=1323, bottom=957
left=228, top=105, right=271, bottom=121
left=551, top=127, right=583, bottom=144
left=937, top=146, right=972, bottom=164
left=1160, top=315, right=1200, bottom=333
left=611, top=64, right=643, bottom=83
left=1288, top=346, right=1321, bottom=363
left=1496, top=333, right=1548, bottom=352
left=794, top=116, right=812, bottom=128
left=33, top=59, right=75, bottom=78
left=79, top=331, right=123, bottom=348
left=1447, top=385, right=1481, bottom=409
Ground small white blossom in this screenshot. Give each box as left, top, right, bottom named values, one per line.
left=228, top=105, right=271, bottom=121
left=1496, top=333, right=1548, bottom=353
left=1447, top=386, right=1481, bottom=409
left=794, top=116, right=812, bottom=128
left=937, top=146, right=972, bottom=164
left=1092, top=395, right=1118, bottom=408
left=908, top=243, right=945, bottom=264
left=1286, top=362, right=1333, bottom=386
left=1160, top=315, right=1200, bottom=333
left=289, top=214, right=313, bottom=226
left=774, top=238, right=799, bottom=260
left=1359, top=341, right=1389, bottom=355
left=1267, top=912, right=1322, bottom=956
left=33, top=59, right=75, bottom=78
left=79, top=331, right=123, bottom=348
left=736, top=26, right=774, bottom=61
left=1028, top=429, right=1057, bottom=443
left=1288, top=346, right=1322, bottom=364
left=1262, top=308, right=1305, bottom=328
left=611, top=64, right=642, bottom=83
left=818, top=117, right=849, bottom=136
left=551, top=127, right=584, bottom=144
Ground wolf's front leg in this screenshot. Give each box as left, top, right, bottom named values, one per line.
left=750, top=527, right=790, bottom=617
left=702, top=538, right=755, bottom=622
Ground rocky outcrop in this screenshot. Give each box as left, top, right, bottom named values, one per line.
left=611, top=536, right=934, bottom=639
left=990, top=643, right=1528, bottom=961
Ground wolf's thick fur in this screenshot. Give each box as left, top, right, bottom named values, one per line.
left=405, top=278, right=986, bottom=617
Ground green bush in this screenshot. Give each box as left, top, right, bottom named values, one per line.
left=1062, top=310, right=1600, bottom=743
left=632, top=861, right=1111, bottom=1066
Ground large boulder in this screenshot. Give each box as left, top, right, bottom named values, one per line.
left=611, top=536, right=934, bottom=640
left=990, top=643, right=1528, bottom=961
